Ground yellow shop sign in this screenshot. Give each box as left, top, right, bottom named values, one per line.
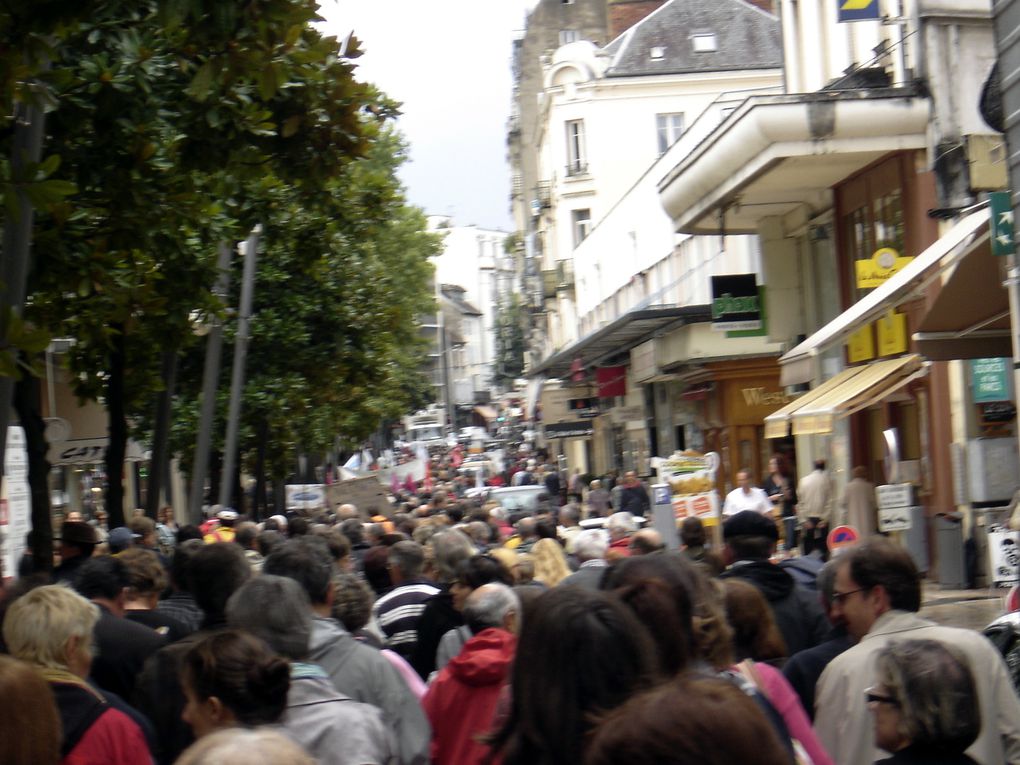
left=855, top=247, right=914, bottom=289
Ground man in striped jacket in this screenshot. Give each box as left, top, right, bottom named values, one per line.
left=374, top=540, right=440, bottom=660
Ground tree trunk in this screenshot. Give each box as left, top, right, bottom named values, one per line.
left=13, top=369, right=52, bottom=573
left=104, top=327, right=128, bottom=528
left=145, top=348, right=178, bottom=518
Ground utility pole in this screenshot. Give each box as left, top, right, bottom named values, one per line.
left=188, top=244, right=232, bottom=523
left=218, top=227, right=260, bottom=509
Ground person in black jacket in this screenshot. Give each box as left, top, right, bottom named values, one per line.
left=719, top=511, right=829, bottom=657
left=410, top=529, right=474, bottom=680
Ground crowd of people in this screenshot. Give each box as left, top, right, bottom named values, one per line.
left=0, top=460, right=1014, bottom=765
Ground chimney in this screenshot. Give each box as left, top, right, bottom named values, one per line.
left=607, top=0, right=669, bottom=40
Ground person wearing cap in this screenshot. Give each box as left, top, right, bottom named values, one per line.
left=108, top=526, right=139, bottom=554
left=204, top=509, right=239, bottom=544
left=53, top=520, right=99, bottom=584
left=719, top=510, right=828, bottom=657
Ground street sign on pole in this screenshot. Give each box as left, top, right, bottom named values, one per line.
left=990, top=191, right=1015, bottom=257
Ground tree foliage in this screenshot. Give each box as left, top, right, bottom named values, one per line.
left=494, top=293, right=526, bottom=388
left=0, top=1, right=435, bottom=522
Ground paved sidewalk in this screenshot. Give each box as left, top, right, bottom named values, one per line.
left=919, top=585, right=1006, bottom=631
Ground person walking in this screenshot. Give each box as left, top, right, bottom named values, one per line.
left=797, top=459, right=833, bottom=558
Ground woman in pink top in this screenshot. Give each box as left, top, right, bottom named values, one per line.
left=722, top=578, right=834, bottom=765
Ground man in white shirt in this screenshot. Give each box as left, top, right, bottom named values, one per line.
left=722, top=469, right=772, bottom=516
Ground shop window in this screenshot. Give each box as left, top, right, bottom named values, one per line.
left=836, top=154, right=919, bottom=308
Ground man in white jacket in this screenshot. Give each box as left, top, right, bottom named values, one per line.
left=814, top=539, right=1020, bottom=765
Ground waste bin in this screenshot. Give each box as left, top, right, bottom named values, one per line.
left=936, top=514, right=966, bottom=589
left=901, top=506, right=929, bottom=574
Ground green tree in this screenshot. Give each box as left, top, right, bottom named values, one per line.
left=9, top=1, right=377, bottom=526
left=494, top=293, right=526, bottom=388
left=163, top=126, right=439, bottom=513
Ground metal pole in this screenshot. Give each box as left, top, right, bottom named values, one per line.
left=1006, top=259, right=1020, bottom=466
left=218, top=227, right=260, bottom=509
left=0, top=96, right=47, bottom=476
left=188, top=243, right=233, bottom=523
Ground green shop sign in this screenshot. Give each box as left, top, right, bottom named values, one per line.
left=970, top=357, right=1012, bottom=403
left=710, top=274, right=762, bottom=332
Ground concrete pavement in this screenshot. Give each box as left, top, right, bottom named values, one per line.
left=919, top=585, right=1007, bottom=632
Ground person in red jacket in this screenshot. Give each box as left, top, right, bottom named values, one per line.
left=2, top=584, right=151, bottom=765
left=606, top=511, right=638, bottom=560
left=423, top=583, right=519, bottom=765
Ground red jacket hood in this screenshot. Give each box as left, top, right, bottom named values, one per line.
left=448, top=628, right=516, bottom=687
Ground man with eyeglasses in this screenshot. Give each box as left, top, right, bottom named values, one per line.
left=814, top=538, right=1020, bottom=765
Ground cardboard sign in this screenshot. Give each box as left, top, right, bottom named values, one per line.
left=323, top=477, right=393, bottom=518
left=989, top=530, right=1020, bottom=586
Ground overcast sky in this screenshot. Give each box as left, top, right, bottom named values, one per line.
left=318, top=1, right=538, bottom=232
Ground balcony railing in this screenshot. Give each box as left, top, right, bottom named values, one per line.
left=556, top=259, right=575, bottom=290
left=565, top=160, right=589, bottom=177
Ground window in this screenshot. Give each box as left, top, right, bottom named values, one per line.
left=692, top=33, right=717, bottom=52
left=559, top=29, right=580, bottom=45
left=572, top=208, right=591, bottom=248
left=565, top=119, right=586, bottom=175
left=656, top=113, right=684, bottom=155
left=650, top=46, right=665, bottom=60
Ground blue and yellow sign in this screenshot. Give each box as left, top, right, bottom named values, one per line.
left=838, top=0, right=881, bottom=22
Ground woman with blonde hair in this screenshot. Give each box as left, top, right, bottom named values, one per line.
left=2, top=584, right=150, bottom=764
left=532, top=537, right=571, bottom=587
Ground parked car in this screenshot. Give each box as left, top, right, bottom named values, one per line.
left=465, top=485, right=547, bottom=513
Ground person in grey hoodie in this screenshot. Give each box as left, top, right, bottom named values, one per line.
left=263, top=537, right=430, bottom=765
left=227, top=575, right=396, bottom=765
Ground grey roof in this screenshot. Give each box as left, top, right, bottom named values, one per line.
left=441, top=285, right=483, bottom=317
left=603, top=0, right=782, bottom=77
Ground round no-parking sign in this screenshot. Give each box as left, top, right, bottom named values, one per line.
left=827, top=525, right=860, bottom=551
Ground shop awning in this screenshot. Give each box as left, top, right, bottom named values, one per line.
left=790, top=354, right=925, bottom=436
left=912, top=238, right=1011, bottom=360
left=763, top=366, right=868, bottom=439
left=779, top=210, right=990, bottom=386
left=526, top=305, right=711, bottom=379
left=473, top=405, right=498, bottom=421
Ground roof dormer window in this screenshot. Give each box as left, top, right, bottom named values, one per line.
left=650, top=46, right=665, bottom=60
left=692, top=33, right=717, bottom=52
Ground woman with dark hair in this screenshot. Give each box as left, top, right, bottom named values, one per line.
left=435, top=554, right=514, bottom=673
left=585, top=674, right=791, bottom=765
left=721, top=579, right=832, bottom=765
left=488, top=586, right=660, bottom=765
left=603, top=553, right=801, bottom=762
left=869, top=639, right=981, bottom=764
left=601, top=553, right=697, bottom=676
left=181, top=630, right=291, bottom=739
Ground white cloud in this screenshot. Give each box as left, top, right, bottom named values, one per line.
left=318, top=1, right=537, bottom=231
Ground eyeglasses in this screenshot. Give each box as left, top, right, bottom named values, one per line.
left=832, top=587, right=867, bottom=605
left=864, top=687, right=899, bottom=706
